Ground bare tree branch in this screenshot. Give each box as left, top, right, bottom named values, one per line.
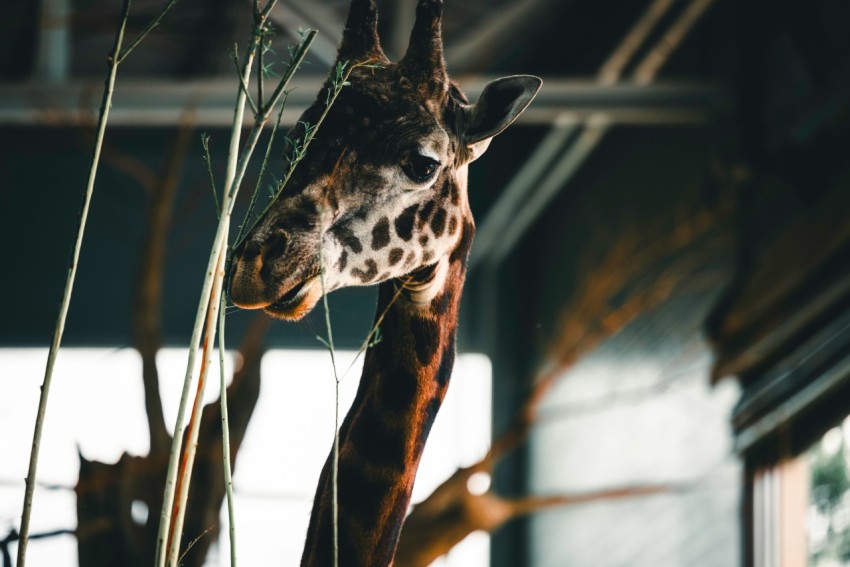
left=397, top=461, right=669, bottom=567
left=134, top=112, right=197, bottom=455
left=396, top=204, right=728, bottom=564
left=71, top=104, right=270, bottom=565
left=74, top=315, right=269, bottom=567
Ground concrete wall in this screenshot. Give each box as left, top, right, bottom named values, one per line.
left=529, top=341, right=741, bottom=567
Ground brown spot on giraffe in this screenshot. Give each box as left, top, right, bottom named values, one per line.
left=409, top=314, right=440, bottom=366
left=351, top=259, right=379, bottom=283
left=431, top=207, right=447, bottom=237
left=448, top=214, right=458, bottom=236
left=331, top=224, right=363, bottom=254
left=394, top=204, right=418, bottom=241
left=371, top=216, right=391, bottom=250
left=417, top=200, right=435, bottom=229
left=388, top=247, right=404, bottom=266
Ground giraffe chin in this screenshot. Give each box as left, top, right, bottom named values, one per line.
left=263, top=275, right=323, bottom=321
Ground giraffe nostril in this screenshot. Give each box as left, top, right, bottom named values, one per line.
left=263, top=228, right=290, bottom=264
left=240, top=241, right=263, bottom=262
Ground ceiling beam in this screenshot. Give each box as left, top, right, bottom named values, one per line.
left=475, top=117, right=611, bottom=269
left=446, top=0, right=562, bottom=72
left=472, top=0, right=718, bottom=270
left=633, top=0, right=717, bottom=85
left=597, top=0, right=678, bottom=84
left=0, top=79, right=727, bottom=127
left=268, top=1, right=343, bottom=68
left=468, top=114, right=579, bottom=270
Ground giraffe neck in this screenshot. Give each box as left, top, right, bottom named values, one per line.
left=301, top=221, right=473, bottom=567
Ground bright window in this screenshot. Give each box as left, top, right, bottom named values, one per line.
left=753, top=416, right=850, bottom=567
left=0, top=348, right=492, bottom=566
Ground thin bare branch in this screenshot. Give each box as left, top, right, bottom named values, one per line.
left=235, top=97, right=287, bottom=246
left=232, top=47, right=260, bottom=117
left=16, top=2, right=133, bottom=564
left=118, top=0, right=181, bottom=63
left=507, top=484, right=670, bottom=516
left=154, top=20, right=262, bottom=564
left=177, top=526, right=215, bottom=565
left=258, top=0, right=279, bottom=23
left=157, top=26, right=316, bottom=567
left=340, top=277, right=410, bottom=380
left=263, top=29, right=317, bottom=114
left=218, top=294, right=238, bottom=567
left=201, top=133, right=220, bottom=218
left=317, top=210, right=341, bottom=567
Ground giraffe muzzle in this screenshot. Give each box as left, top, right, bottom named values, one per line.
left=229, top=229, right=295, bottom=307
left=262, top=273, right=323, bottom=320
left=228, top=233, right=325, bottom=320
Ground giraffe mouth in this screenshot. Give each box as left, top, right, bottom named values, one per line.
left=264, top=274, right=322, bottom=320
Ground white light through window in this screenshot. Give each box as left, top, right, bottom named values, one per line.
left=0, top=348, right=491, bottom=566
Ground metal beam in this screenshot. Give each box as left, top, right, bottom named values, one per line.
left=268, top=1, right=343, bottom=67
left=0, top=79, right=727, bottom=127
left=633, top=0, right=717, bottom=85
left=469, top=114, right=580, bottom=270
left=482, top=116, right=611, bottom=268
left=446, top=0, right=562, bottom=72
left=472, top=0, right=718, bottom=269
left=598, top=0, right=678, bottom=85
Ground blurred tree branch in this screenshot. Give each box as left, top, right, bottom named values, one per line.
left=133, top=111, right=196, bottom=455
left=72, top=123, right=271, bottom=566
left=396, top=202, right=728, bottom=566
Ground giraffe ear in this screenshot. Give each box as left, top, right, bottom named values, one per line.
left=458, top=75, right=542, bottom=162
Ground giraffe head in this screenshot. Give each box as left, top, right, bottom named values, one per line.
left=229, top=0, right=541, bottom=320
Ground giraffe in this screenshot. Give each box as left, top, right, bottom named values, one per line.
left=228, top=0, right=540, bottom=564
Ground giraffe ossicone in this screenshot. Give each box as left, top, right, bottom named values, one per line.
left=228, top=1, right=540, bottom=565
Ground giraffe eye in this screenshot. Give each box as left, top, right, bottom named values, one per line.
left=401, top=153, right=440, bottom=184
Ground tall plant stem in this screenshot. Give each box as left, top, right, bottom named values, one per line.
left=16, top=2, right=132, bottom=565
left=218, top=293, right=238, bottom=567
left=317, top=223, right=340, bottom=567
left=235, top=99, right=287, bottom=246
left=154, top=25, right=315, bottom=567
left=154, top=52, right=252, bottom=567
left=241, top=59, right=376, bottom=240
left=307, top=63, right=383, bottom=559
left=166, top=246, right=228, bottom=567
